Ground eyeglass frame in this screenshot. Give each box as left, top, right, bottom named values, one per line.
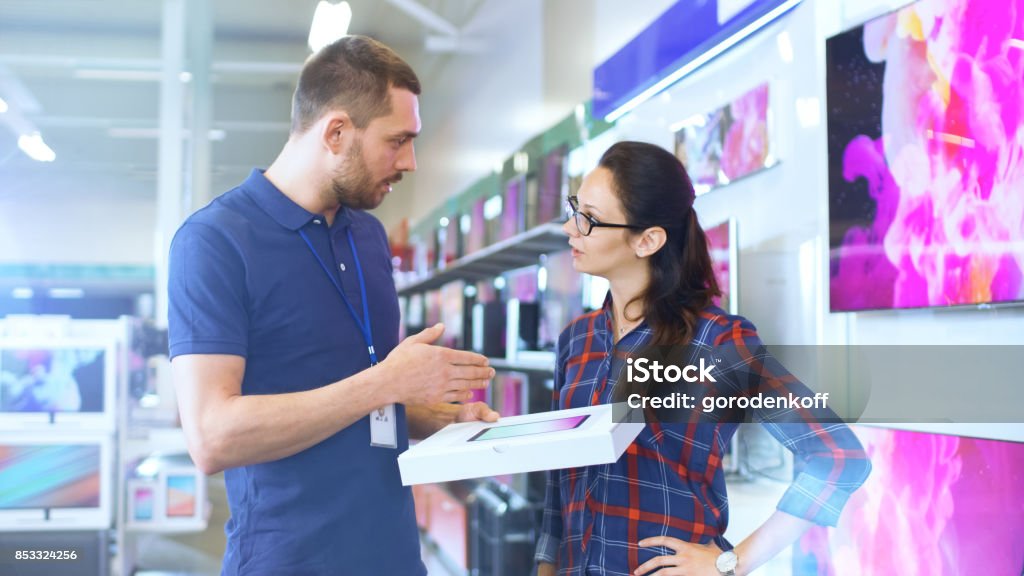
left=567, top=195, right=645, bottom=236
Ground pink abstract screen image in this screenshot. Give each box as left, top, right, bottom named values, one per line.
left=827, top=0, right=1024, bottom=311
left=674, top=83, right=773, bottom=196
left=793, top=426, right=1024, bottom=575
left=166, top=474, right=196, bottom=517
left=705, top=220, right=735, bottom=313
left=468, top=415, right=589, bottom=442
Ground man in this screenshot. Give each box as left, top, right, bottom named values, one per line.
left=168, top=36, right=497, bottom=575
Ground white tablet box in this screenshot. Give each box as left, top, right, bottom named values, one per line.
left=398, top=404, right=644, bottom=485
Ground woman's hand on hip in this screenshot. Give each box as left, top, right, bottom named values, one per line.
left=634, top=536, right=722, bottom=576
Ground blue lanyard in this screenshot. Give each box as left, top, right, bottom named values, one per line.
left=298, top=225, right=378, bottom=366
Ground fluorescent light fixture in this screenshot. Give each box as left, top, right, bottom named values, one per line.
left=0, top=96, right=7, bottom=113
left=460, top=214, right=471, bottom=234
left=11, top=287, right=33, bottom=299
left=18, top=132, right=56, bottom=162
left=1010, top=38, right=1024, bottom=51
left=309, top=1, right=352, bottom=53
left=73, top=69, right=162, bottom=81
left=537, top=267, right=548, bottom=292
left=48, top=288, right=84, bottom=299
left=604, top=0, right=802, bottom=123
left=776, top=30, right=794, bottom=63
left=108, top=128, right=227, bottom=140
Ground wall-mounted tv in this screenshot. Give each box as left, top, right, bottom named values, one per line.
left=827, top=0, right=1024, bottom=311
left=793, top=425, right=1024, bottom=575
left=705, top=218, right=739, bottom=314
left=673, top=83, right=775, bottom=196
left=0, top=339, right=116, bottom=430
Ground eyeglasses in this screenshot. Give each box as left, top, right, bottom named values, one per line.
left=567, top=195, right=644, bottom=237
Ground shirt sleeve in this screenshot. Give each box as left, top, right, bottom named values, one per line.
left=534, top=326, right=571, bottom=565
left=167, top=221, right=249, bottom=360
left=716, top=316, right=872, bottom=527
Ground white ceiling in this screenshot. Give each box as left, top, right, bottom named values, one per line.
left=0, top=0, right=487, bottom=198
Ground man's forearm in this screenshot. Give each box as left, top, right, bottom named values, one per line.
left=191, top=369, right=388, bottom=473
left=732, top=510, right=813, bottom=576
left=406, top=403, right=462, bottom=440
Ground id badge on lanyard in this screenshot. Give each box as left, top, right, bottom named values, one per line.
left=300, top=225, right=397, bottom=449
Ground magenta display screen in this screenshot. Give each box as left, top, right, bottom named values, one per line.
left=793, top=426, right=1024, bottom=575
left=468, top=415, right=589, bottom=442
left=827, top=0, right=1024, bottom=311
left=538, top=148, right=568, bottom=224
left=705, top=220, right=733, bottom=313
left=501, top=177, right=524, bottom=241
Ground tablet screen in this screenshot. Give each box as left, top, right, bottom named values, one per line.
left=468, top=414, right=589, bottom=442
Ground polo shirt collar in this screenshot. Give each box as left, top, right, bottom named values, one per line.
left=243, top=168, right=352, bottom=230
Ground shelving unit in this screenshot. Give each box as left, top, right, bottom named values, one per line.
left=396, top=223, right=569, bottom=296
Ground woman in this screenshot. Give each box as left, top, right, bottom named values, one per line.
left=535, top=141, right=870, bottom=576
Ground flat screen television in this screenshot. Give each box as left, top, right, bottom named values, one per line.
left=792, top=425, right=1024, bottom=575
left=673, top=82, right=774, bottom=196
left=465, top=198, right=487, bottom=255
left=826, top=0, right=1024, bottom=311
left=504, top=266, right=541, bottom=353
left=439, top=281, right=466, bottom=350
left=424, top=290, right=442, bottom=328
left=537, top=147, right=569, bottom=226
left=539, top=250, right=585, bottom=351
left=483, top=195, right=503, bottom=248
left=165, top=473, right=197, bottom=518
left=705, top=218, right=739, bottom=314
left=501, top=176, right=526, bottom=242
left=0, top=339, right=116, bottom=430
left=0, top=434, right=112, bottom=530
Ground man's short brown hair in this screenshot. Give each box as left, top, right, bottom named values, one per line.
left=291, top=35, right=421, bottom=134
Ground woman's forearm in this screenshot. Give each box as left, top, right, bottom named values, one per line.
left=732, top=510, right=814, bottom=576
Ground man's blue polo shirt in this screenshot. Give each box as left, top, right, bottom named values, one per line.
left=168, top=169, right=425, bottom=576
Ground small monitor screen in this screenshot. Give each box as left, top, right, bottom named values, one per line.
left=468, top=414, right=589, bottom=442
left=0, top=444, right=101, bottom=509
left=133, top=487, right=154, bottom=521
left=166, top=474, right=197, bottom=517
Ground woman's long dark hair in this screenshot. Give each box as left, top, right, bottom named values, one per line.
left=599, top=141, right=721, bottom=346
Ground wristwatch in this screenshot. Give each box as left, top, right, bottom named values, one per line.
left=715, top=550, right=738, bottom=576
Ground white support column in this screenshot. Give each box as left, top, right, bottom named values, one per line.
left=154, top=0, right=186, bottom=329
left=188, top=0, right=214, bottom=214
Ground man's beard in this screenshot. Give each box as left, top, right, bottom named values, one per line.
left=326, top=139, right=398, bottom=211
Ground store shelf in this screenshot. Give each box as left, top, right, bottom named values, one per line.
left=396, top=222, right=569, bottom=295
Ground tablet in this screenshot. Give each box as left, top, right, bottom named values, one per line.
left=468, top=414, right=588, bottom=442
